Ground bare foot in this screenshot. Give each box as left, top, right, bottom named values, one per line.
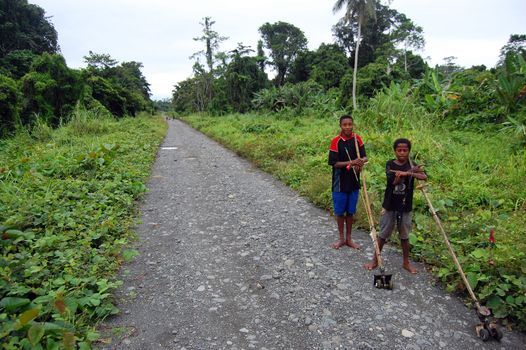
left=331, top=240, right=345, bottom=249
left=403, top=263, right=418, bottom=274
left=364, top=261, right=378, bottom=270
left=346, top=241, right=360, bottom=249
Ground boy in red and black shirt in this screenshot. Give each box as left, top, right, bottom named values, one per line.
left=328, top=115, right=367, bottom=249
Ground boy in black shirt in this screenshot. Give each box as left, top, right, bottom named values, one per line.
left=328, top=115, right=367, bottom=249
left=364, top=138, right=426, bottom=273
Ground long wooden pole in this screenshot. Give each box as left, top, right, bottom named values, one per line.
left=353, top=138, right=384, bottom=268
left=407, top=160, right=481, bottom=310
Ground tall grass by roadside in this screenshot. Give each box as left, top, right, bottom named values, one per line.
left=0, top=111, right=167, bottom=348
left=180, top=89, right=526, bottom=329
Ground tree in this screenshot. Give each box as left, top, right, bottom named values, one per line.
left=20, top=53, right=82, bottom=126
left=191, top=17, right=228, bottom=73
left=333, top=0, right=376, bottom=110
left=224, top=44, right=268, bottom=112
left=0, top=75, right=21, bottom=136
left=498, top=34, right=526, bottom=65
left=256, top=40, right=267, bottom=72
left=391, top=13, right=425, bottom=73
left=259, top=21, right=308, bottom=86
left=0, top=0, right=59, bottom=58
left=81, top=52, right=152, bottom=116
left=288, top=44, right=348, bottom=90
left=83, top=51, right=118, bottom=71
left=0, top=49, right=36, bottom=79
left=332, top=18, right=355, bottom=58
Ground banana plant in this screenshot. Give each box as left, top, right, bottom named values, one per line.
left=495, top=52, right=526, bottom=113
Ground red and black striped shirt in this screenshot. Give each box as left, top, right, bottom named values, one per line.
left=328, top=133, right=366, bottom=192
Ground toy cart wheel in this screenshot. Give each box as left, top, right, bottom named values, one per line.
left=479, top=328, right=490, bottom=342
left=490, top=327, right=503, bottom=341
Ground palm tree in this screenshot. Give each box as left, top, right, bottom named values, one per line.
left=333, top=0, right=376, bottom=110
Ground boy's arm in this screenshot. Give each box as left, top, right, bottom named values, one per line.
left=390, top=165, right=428, bottom=181
left=329, top=150, right=360, bottom=168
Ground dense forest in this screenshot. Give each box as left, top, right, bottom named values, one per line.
left=0, top=0, right=154, bottom=138
left=172, top=2, right=526, bottom=137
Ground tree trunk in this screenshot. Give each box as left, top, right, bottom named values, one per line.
left=404, top=42, right=408, bottom=73
left=352, top=15, right=362, bottom=110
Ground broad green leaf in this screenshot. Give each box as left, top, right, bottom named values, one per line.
left=28, top=324, right=45, bottom=345
left=470, top=248, right=487, bottom=260
left=79, top=342, right=91, bottom=350
left=466, top=272, right=479, bottom=290
left=0, top=297, right=31, bottom=311
left=19, top=308, right=39, bottom=326
left=486, top=295, right=503, bottom=308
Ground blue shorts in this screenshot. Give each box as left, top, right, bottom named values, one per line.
left=332, top=190, right=359, bottom=216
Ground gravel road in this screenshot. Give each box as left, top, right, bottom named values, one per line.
left=101, top=119, right=525, bottom=349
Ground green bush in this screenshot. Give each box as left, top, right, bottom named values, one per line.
left=0, top=75, right=21, bottom=137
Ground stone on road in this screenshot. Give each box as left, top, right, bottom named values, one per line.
left=101, top=119, right=525, bottom=349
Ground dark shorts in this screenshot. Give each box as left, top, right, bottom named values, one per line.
left=379, top=209, right=412, bottom=240
left=332, top=190, right=359, bottom=216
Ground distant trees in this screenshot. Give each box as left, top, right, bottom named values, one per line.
left=0, top=5, right=152, bottom=137
left=191, top=17, right=229, bottom=73
left=82, top=51, right=152, bottom=117
left=333, top=0, right=377, bottom=110
left=259, top=22, right=308, bottom=86
left=0, top=0, right=59, bottom=58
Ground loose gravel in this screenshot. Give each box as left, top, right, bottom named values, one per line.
left=101, top=119, right=526, bottom=349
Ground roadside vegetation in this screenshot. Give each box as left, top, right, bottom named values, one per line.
left=0, top=111, right=166, bottom=348
left=1, top=1, right=168, bottom=348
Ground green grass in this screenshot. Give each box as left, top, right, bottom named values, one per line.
left=0, top=112, right=167, bottom=348
left=181, top=110, right=526, bottom=329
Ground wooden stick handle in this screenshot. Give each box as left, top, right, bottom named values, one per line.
left=354, top=136, right=384, bottom=266
left=409, top=158, right=479, bottom=306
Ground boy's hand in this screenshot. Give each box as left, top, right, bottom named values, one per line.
left=354, top=158, right=366, bottom=167
left=394, top=170, right=409, bottom=178
left=410, top=165, right=424, bottom=173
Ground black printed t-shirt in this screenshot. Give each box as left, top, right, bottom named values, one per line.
left=328, top=133, right=366, bottom=192
left=382, top=160, right=417, bottom=212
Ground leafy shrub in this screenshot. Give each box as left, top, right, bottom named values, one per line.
left=0, top=75, right=21, bottom=137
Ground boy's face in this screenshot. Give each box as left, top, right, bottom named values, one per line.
left=340, top=118, right=353, bottom=137
left=395, top=143, right=410, bottom=162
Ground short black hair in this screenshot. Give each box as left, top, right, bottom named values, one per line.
left=393, top=138, right=411, bottom=151
left=339, top=114, right=353, bottom=124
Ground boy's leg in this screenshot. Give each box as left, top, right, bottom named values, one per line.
left=364, top=236, right=385, bottom=270
left=364, top=209, right=393, bottom=270
left=345, top=215, right=360, bottom=249
left=399, top=211, right=417, bottom=274
left=401, top=239, right=417, bottom=274
left=331, top=215, right=346, bottom=249
left=344, top=189, right=360, bottom=249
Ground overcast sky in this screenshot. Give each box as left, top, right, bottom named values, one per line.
left=30, top=0, right=525, bottom=100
